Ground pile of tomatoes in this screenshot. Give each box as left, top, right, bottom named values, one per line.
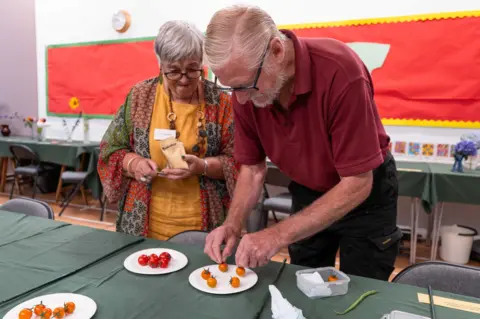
left=137, top=251, right=171, bottom=268
left=200, top=263, right=245, bottom=289
left=18, top=301, right=75, bottom=319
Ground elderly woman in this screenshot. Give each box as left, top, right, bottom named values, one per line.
left=98, top=20, right=238, bottom=240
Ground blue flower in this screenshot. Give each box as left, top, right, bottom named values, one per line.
left=455, top=140, right=478, bottom=156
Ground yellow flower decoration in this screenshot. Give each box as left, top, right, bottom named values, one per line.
left=69, top=97, right=80, bottom=110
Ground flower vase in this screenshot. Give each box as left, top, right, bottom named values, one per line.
left=30, top=127, right=35, bottom=140
left=451, top=153, right=466, bottom=173
left=1, top=125, right=11, bottom=137
left=36, top=128, right=44, bottom=141
left=83, top=117, right=90, bottom=143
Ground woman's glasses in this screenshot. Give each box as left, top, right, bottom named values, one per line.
left=164, top=69, right=203, bottom=81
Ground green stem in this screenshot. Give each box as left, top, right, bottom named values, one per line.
left=335, top=290, right=378, bottom=315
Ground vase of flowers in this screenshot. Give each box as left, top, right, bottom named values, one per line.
left=23, top=117, right=36, bottom=139
left=452, top=140, right=478, bottom=173
left=83, top=115, right=90, bottom=143
left=36, top=118, right=49, bottom=141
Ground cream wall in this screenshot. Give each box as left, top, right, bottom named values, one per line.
left=34, top=0, right=480, bottom=234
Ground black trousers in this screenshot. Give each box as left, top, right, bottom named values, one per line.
left=287, top=152, right=402, bottom=281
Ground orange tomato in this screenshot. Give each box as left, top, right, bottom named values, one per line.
left=53, top=307, right=65, bottom=318
left=236, top=267, right=245, bottom=277
left=34, top=303, right=46, bottom=316
left=218, top=263, right=228, bottom=272
left=201, top=268, right=211, bottom=280
left=64, top=302, right=75, bottom=314
left=328, top=275, right=338, bottom=282
left=41, top=308, right=52, bottom=319
left=207, top=276, right=217, bottom=288
left=230, top=276, right=240, bottom=288
left=18, top=308, right=33, bottom=319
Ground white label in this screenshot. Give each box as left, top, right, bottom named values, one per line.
left=154, top=129, right=176, bottom=141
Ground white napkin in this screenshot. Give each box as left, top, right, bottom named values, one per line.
left=269, top=285, right=306, bottom=319
left=301, top=272, right=324, bottom=284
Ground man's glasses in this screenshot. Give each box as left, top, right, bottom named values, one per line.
left=164, top=69, right=203, bottom=81
left=214, top=44, right=269, bottom=92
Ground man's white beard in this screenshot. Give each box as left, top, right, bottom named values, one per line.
left=251, top=72, right=288, bottom=108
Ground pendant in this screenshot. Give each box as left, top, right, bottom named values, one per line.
left=176, top=131, right=180, bottom=138
left=199, top=129, right=207, bottom=138
left=192, top=144, right=200, bottom=153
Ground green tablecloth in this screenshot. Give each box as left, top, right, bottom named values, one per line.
left=0, top=136, right=102, bottom=199
left=0, top=211, right=142, bottom=304
left=0, top=211, right=478, bottom=319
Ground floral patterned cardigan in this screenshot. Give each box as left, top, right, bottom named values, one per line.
left=98, top=77, right=238, bottom=237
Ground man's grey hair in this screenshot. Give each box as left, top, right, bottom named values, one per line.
left=154, top=20, right=204, bottom=64
left=204, top=5, right=286, bottom=71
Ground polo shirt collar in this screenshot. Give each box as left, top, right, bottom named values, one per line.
left=280, top=29, right=312, bottom=95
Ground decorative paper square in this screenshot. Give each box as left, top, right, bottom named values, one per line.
left=408, top=142, right=420, bottom=156
left=436, top=144, right=449, bottom=157
left=421, top=143, right=434, bottom=156
left=450, top=144, right=456, bottom=157
left=394, top=141, right=406, bottom=154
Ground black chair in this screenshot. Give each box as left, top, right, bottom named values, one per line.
left=58, top=170, right=90, bottom=216
left=167, top=230, right=208, bottom=247
left=0, top=198, right=54, bottom=220
left=392, top=261, right=480, bottom=298
left=9, top=144, right=52, bottom=199
left=246, top=162, right=293, bottom=233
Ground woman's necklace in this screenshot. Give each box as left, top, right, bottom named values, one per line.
left=167, top=88, right=207, bottom=157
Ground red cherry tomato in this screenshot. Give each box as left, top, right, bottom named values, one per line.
left=160, top=259, right=169, bottom=268
left=138, top=254, right=149, bottom=266
left=160, top=252, right=171, bottom=261
left=149, top=258, right=159, bottom=268
left=150, top=254, right=158, bottom=260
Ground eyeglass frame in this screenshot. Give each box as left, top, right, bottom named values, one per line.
left=163, top=69, right=204, bottom=81
left=214, top=43, right=269, bottom=92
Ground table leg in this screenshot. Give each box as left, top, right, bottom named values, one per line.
left=430, top=202, right=445, bottom=260
left=79, top=154, right=89, bottom=206
left=0, top=157, right=8, bottom=192
left=56, top=165, right=66, bottom=203
left=410, top=198, right=420, bottom=265
left=426, top=212, right=434, bottom=246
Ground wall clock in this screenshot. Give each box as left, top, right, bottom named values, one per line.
left=112, top=10, right=131, bottom=33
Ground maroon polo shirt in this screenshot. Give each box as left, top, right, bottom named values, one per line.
left=233, top=29, right=390, bottom=192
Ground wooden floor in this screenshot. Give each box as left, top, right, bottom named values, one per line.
left=1, top=188, right=479, bottom=282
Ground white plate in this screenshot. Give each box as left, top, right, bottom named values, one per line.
left=123, top=248, right=188, bottom=275
left=3, top=293, right=96, bottom=319
left=189, top=264, right=258, bottom=295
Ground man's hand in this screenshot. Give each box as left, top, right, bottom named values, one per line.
left=204, top=223, right=241, bottom=263
left=235, top=228, right=284, bottom=268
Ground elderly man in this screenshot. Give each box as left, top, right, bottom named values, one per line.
left=203, top=5, right=402, bottom=281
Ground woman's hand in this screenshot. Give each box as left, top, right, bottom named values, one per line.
left=160, top=154, right=205, bottom=180
left=132, top=157, right=158, bottom=183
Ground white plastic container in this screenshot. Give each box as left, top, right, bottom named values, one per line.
left=440, top=224, right=478, bottom=264
left=295, top=267, right=350, bottom=299
left=381, top=310, right=430, bottom=319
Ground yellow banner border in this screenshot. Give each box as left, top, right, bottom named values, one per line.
left=278, top=10, right=480, bottom=128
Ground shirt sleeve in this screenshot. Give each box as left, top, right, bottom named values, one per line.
left=232, top=97, right=266, bottom=165
left=328, top=78, right=384, bottom=177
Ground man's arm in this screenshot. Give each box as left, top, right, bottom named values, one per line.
left=271, top=171, right=373, bottom=247
left=224, top=161, right=267, bottom=232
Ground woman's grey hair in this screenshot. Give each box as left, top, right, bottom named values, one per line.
left=154, top=20, right=204, bottom=64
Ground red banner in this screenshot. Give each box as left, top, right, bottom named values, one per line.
left=282, top=12, right=480, bottom=128
left=47, top=11, right=480, bottom=127
left=47, top=39, right=158, bottom=117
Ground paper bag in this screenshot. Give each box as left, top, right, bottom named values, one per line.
left=159, top=137, right=189, bottom=169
